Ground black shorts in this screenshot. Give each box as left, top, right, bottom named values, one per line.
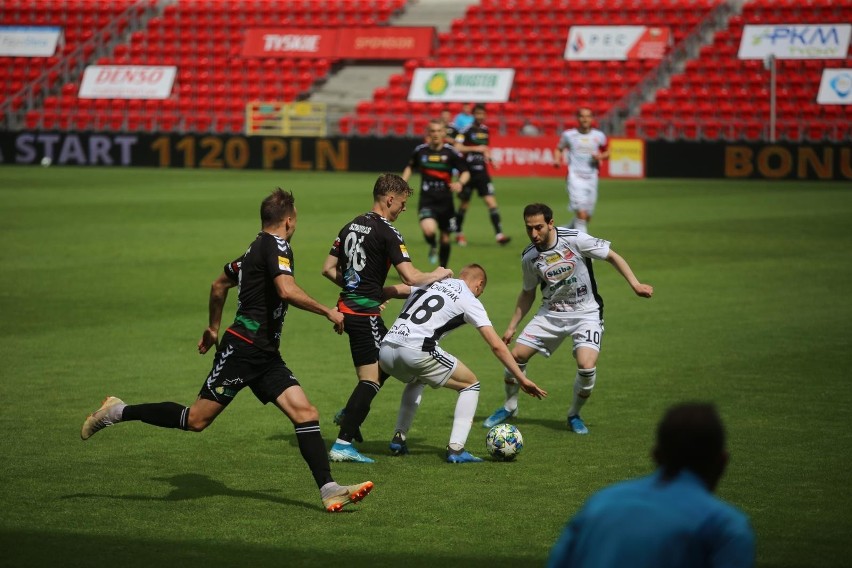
left=460, top=173, right=494, bottom=201
left=199, top=334, right=300, bottom=406
left=418, top=199, right=457, bottom=232
left=344, top=312, right=387, bottom=367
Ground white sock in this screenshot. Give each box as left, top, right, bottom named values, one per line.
left=573, top=218, right=588, bottom=233
left=568, top=367, right=596, bottom=416
left=502, top=365, right=525, bottom=411
left=395, top=381, right=425, bottom=435
left=449, top=382, right=480, bottom=449
left=334, top=438, right=351, bottom=446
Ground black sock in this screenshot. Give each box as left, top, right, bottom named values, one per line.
left=122, top=402, right=190, bottom=430
left=294, top=421, right=333, bottom=489
left=455, top=207, right=467, bottom=232
left=439, top=243, right=450, bottom=267
left=424, top=234, right=437, bottom=247
left=489, top=207, right=503, bottom=234
left=338, top=381, right=381, bottom=442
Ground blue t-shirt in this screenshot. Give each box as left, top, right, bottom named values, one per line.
left=548, top=469, right=755, bottom=568
left=453, top=112, right=474, bottom=130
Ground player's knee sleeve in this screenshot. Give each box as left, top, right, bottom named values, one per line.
left=574, top=367, right=596, bottom=397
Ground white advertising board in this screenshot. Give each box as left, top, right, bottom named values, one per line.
left=408, top=68, right=514, bottom=102
left=738, top=24, right=851, bottom=59
left=79, top=66, right=177, bottom=99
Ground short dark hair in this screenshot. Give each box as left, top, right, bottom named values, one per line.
left=655, top=403, right=726, bottom=478
left=460, top=263, right=487, bottom=286
left=523, top=203, right=553, bottom=223
left=260, top=188, right=295, bottom=227
left=373, top=173, right=413, bottom=200
left=473, top=103, right=486, bottom=113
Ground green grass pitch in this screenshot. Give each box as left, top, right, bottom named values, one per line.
left=1, top=166, right=850, bottom=567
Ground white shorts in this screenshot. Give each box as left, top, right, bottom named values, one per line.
left=566, top=171, right=599, bottom=215
left=378, top=343, right=458, bottom=389
left=515, top=313, right=604, bottom=358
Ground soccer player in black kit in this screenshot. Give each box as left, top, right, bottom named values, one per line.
left=454, top=103, right=511, bottom=247
left=81, top=188, right=374, bottom=512
left=322, top=173, right=453, bottom=463
left=402, top=119, right=470, bottom=268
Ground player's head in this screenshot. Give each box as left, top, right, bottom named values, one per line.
left=373, top=173, right=412, bottom=222
left=440, top=108, right=453, bottom=124
left=577, top=107, right=594, bottom=132
left=473, top=103, right=486, bottom=123
left=460, top=263, right=487, bottom=297
left=427, top=119, right=446, bottom=146
left=261, top=188, right=297, bottom=237
left=653, top=402, right=729, bottom=491
left=523, top=203, right=555, bottom=250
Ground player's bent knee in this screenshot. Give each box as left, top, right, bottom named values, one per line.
left=290, top=404, right=319, bottom=424
left=186, top=415, right=212, bottom=432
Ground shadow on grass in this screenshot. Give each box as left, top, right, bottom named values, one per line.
left=0, top=528, right=539, bottom=568
left=267, top=432, right=447, bottom=459
left=483, top=416, right=569, bottom=433
left=61, top=473, right=314, bottom=510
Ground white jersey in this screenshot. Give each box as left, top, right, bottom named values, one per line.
left=382, top=278, right=492, bottom=352
left=557, top=128, right=608, bottom=177
left=521, top=227, right=610, bottom=318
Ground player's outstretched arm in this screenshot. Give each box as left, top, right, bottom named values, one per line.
left=605, top=250, right=654, bottom=298
left=198, top=271, right=237, bottom=354
left=502, top=288, right=537, bottom=344
left=401, top=166, right=413, bottom=182
left=396, top=262, right=453, bottom=288
left=321, top=254, right=343, bottom=287
left=382, top=283, right=411, bottom=300
left=274, top=274, right=345, bottom=334
left=479, top=326, right=547, bottom=399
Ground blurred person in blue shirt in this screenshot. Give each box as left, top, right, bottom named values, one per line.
left=453, top=102, right=474, bottom=131
left=547, top=402, right=755, bottom=568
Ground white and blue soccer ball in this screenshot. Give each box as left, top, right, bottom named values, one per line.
left=486, top=423, right=524, bottom=461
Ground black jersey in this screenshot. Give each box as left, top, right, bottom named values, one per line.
left=457, top=122, right=490, bottom=173
left=406, top=143, right=468, bottom=203
left=328, top=211, right=411, bottom=316
left=444, top=123, right=458, bottom=143
left=223, top=231, right=294, bottom=352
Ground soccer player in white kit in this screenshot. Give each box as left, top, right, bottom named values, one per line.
left=378, top=264, right=547, bottom=462
left=554, top=107, right=609, bottom=233
left=482, top=204, right=653, bottom=434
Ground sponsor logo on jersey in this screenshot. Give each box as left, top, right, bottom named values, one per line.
left=400, top=244, right=409, bottom=258
left=548, top=276, right=577, bottom=293
left=278, top=256, right=291, bottom=272
left=227, top=260, right=242, bottom=276
left=562, top=250, right=575, bottom=260
left=544, top=253, right=562, bottom=265
left=214, top=386, right=237, bottom=398
left=545, top=261, right=575, bottom=280
left=389, top=323, right=411, bottom=337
